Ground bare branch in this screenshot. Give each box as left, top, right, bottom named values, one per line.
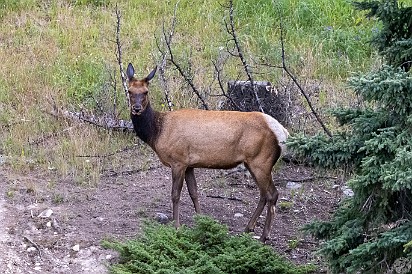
left=206, top=194, right=243, bottom=202
left=46, top=108, right=134, bottom=133
left=28, top=126, right=76, bottom=146
left=276, top=21, right=332, bottom=137
left=211, top=59, right=243, bottom=111
left=168, top=52, right=209, bottom=110
left=76, top=144, right=138, bottom=158
left=115, top=4, right=129, bottom=107
left=156, top=1, right=181, bottom=111
left=23, top=236, right=42, bottom=258
left=226, top=0, right=264, bottom=113
left=162, top=5, right=209, bottom=110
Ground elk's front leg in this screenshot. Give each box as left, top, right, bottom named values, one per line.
left=171, top=166, right=185, bottom=227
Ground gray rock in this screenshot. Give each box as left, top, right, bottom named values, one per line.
left=286, top=182, right=302, bottom=190
left=341, top=186, right=354, bottom=197
left=155, top=213, right=169, bottom=224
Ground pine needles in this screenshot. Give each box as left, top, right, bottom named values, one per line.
left=102, top=215, right=315, bottom=274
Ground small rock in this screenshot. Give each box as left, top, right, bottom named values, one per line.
left=0, top=155, right=6, bottom=165
left=72, top=244, right=80, bottom=252
left=155, top=213, right=169, bottom=224
left=34, top=266, right=42, bottom=271
left=52, top=218, right=60, bottom=230
left=342, top=186, right=354, bottom=197
left=38, top=209, right=53, bottom=218
left=234, top=213, right=243, bottom=218
left=27, top=204, right=38, bottom=210
left=27, top=247, right=37, bottom=252
left=286, top=182, right=302, bottom=190
left=106, top=254, right=112, bottom=260
left=46, top=221, right=52, bottom=227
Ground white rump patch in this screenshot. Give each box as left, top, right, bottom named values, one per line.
left=262, top=114, right=289, bottom=154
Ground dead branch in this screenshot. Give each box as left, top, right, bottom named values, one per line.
left=225, top=0, right=264, bottom=113
left=280, top=24, right=331, bottom=136
left=206, top=194, right=243, bottom=202
left=47, top=108, right=134, bottom=133
left=161, top=4, right=209, bottom=110
left=102, top=164, right=163, bottom=177
left=211, top=59, right=243, bottom=111
left=155, top=1, right=181, bottom=111
left=23, top=235, right=42, bottom=258
left=115, top=4, right=129, bottom=107
left=108, top=66, right=119, bottom=118
left=269, top=20, right=332, bottom=137
left=76, top=144, right=138, bottom=158
left=275, top=176, right=338, bottom=183
left=28, top=126, right=76, bottom=146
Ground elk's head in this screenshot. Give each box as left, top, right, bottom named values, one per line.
left=126, top=63, right=157, bottom=116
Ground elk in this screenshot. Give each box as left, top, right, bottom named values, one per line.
left=126, top=63, right=289, bottom=242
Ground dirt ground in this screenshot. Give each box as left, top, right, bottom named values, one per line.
left=0, top=150, right=345, bottom=273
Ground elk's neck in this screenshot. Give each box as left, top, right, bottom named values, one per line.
left=131, top=104, right=163, bottom=148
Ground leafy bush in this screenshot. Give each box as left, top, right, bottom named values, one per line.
left=102, top=215, right=315, bottom=274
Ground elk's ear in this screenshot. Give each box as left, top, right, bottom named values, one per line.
left=126, top=63, right=135, bottom=80
left=145, top=66, right=157, bottom=82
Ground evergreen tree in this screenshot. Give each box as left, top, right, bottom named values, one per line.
left=353, top=0, right=412, bottom=71
left=287, top=1, right=412, bottom=273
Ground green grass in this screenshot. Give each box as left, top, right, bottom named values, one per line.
left=0, top=0, right=399, bottom=178
left=1, top=0, right=410, bottom=271
left=102, top=215, right=316, bottom=274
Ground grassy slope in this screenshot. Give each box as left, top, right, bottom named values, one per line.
left=0, top=0, right=388, bottom=181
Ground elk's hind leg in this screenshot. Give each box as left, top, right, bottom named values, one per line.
left=185, top=167, right=200, bottom=213
left=244, top=163, right=267, bottom=233
left=261, top=180, right=279, bottom=242
left=244, top=162, right=279, bottom=242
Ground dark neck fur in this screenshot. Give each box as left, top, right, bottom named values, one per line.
left=131, top=103, right=163, bottom=148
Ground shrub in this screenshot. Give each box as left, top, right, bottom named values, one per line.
left=102, top=215, right=315, bottom=274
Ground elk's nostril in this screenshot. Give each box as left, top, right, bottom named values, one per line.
left=132, top=105, right=142, bottom=114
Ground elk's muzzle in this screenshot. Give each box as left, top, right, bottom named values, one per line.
left=132, top=105, right=143, bottom=115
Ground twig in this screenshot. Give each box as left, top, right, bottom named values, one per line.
left=156, top=1, right=180, bottom=111
left=28, top=126, right=76, bottom=146
left=228, top=182, right=256, bottom=189
left=76, top=144, right=138, bottom=158
left=46, top=108, right=134, bottom=133
left=110, top=67, right=118, bottom=117
left=211, top=60, right=243, bottom=111
left=23, top=236, right=42, bottom=258
left=225, top=0, right=264, bottom=113
left=162, top=3, right=209, bottom=110
left=275, top=19, right=332, bottom=137
left=206, top=194, right=243, bottom=202
left=115, top=4, right=129, bottom=107
left=102, top=164, right=163, bottom=177
left=275, top=176, right=338, bottom=183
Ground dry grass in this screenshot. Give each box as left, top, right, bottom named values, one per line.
left=0, top=0, right=379, bottom=184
